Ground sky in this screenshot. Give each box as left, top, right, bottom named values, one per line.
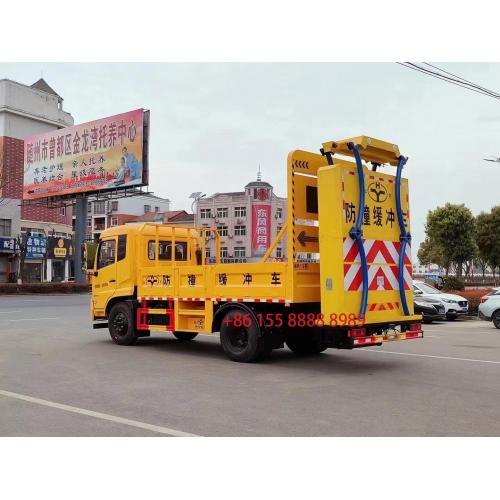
left=1, top=62, right=500, bottom=250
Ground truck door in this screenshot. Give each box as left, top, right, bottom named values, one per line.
left=93, top=238, right=117, bottom=313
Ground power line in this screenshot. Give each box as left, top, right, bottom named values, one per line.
left=396, top=62, right=500, bottom=100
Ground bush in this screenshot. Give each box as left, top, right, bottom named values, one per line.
left=443, top=276, right=465, bottom=291
left=445, top=288, right=492, bottom=314
left=0, top=282, right=90, bottom=294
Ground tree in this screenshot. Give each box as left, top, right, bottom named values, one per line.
left=424, top=203, right=477, bottom=278
left=417, top=237, right=449, bottom=272
left=476, top=206, right=500, bottom=278
left=16, top=232, right=30, bottom=284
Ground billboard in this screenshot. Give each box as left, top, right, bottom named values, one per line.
left=23, top=109, right=148, bottom=200
left=251, top=204, right=271, bottom=256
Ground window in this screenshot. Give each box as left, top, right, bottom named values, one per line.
left=205, top=247, right=211, bottom=258
left=94, top=201, right=105, bottom=214
left=220, top=246, right=228, bottom=258
left=0, top=219, right=12, bottom=236
left=87, top=203, right=92, bottom=214
left=174, top=242, right=188, bottom=261
left=97, top=239, right=116, bottom=269
left=234, top=225, right=246, bottom=236
left=217, top=225, right=228, bottom=237
left=200, top=208, right=212, bottom=219
left=276, top=224, right=282, bottom=235
left=276, top=207, right=283, bottom=219
left=117, top=235, right=127, bottom=261
left=111, top=216, right=118, bottom=226
left=155, top=206, right=160, bottom=212
left=144, top=205, right=151, bottom=213
left=87, top=218, right=92, bottom=228
left=111, top=201, right=118, bottom=211
left=148, top=241, right=155, bottom=260
left=276, top=247, right=282, bottom=258
left=234, top=206, right=246, bottom=218
left=59, top=206, right=66, bottom=216
left=217, top=207, right=228, bottom=218
left=234, top=247, right=246, bottom=258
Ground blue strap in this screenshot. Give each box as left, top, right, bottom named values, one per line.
left=348, top=143, right=368, bottom=319
left=395, top=155, right=411, bottom=316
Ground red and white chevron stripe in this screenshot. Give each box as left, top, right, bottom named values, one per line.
left=343, top=238, right=412, bottom=292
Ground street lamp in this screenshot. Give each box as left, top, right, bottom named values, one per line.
left=189, top=192, right=206, bottom=222
left=483, top=155, right=500, bottom=163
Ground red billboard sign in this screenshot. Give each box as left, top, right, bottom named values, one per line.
left=23, top=108, right=149, bottom=200
left=252, top=204, right=271, bottom=256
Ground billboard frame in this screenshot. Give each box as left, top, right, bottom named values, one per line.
left=23, top=109, right=150, bottom=203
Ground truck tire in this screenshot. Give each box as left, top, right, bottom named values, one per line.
left=285, top=329, right=328, bottom=355
left=174, top=332, right=198, bottom=341
left=108, top=302, right=138, bottom=346
left=219, top=308, right=267, bottom=362
left=493, top=311, right=500, bottom=329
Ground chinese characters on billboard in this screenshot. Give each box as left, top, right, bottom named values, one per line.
left=23, top=109, right=148, bottom=200
left=252, top=205, right=271, bottom=256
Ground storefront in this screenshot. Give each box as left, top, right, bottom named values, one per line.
left=46, top=237, right=74, bottom=281
left=24, top=236, right=47, bottom=283
left=0, top=237, right=17, bottom=283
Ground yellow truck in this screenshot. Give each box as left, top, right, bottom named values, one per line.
left=90, top=136, right=423, bottom=362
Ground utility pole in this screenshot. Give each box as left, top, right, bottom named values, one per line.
left=74, top=195, right=87, bottom=283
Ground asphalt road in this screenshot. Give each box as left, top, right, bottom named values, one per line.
left=1, top=294, right=500, bottom=436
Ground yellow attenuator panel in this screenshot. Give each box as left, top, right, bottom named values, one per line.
left=318, top=158, right=420, bottom=325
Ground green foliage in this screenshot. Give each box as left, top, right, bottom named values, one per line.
left=84, top=242, right=98, bottom=269
left=417, top=237, right=448, bottom=269
left=442, top=276, right=465, bottom=291
left=424, top=203, right=477, bottom=277
left=476, top=206, right=500, bottom=274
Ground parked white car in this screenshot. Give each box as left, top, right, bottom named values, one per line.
left=478, top=287, right=500, bottom=329
left=413, top=280, right=468, bottom=320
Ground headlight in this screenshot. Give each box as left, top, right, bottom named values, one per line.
left=442, top=299, right=457, bottom=303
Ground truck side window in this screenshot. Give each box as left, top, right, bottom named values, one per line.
left=148, top=241, right=155, bottom=260
left=117, top=235, right=127, bottom=261
left=97, top=240, right=116, bottom=269
left=174, top=242, right=187, bottom=261
left=158, top=240, right=172, bottom=260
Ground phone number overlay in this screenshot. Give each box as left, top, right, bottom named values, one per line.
left=225, top=313, right=365, bottom=328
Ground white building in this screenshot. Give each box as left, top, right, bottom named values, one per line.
left=195, top=174, right=287, bottom=263
left=83, top=191, right=171, bottom=241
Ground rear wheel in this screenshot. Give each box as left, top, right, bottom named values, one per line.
left=219, top=308, right=267, bottom=362
left=493, top=311, right=500, bottom=329
left=285, top=329, right=328, bottom=355
left=108, top=302, right=138, bottom=346
left=174, top=332, right=198, bottom=341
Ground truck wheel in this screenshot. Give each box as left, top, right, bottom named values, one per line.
left=285, top=330, right=328, bottom=355
left=219, top=308, right=267, bottom=362
left=108, top=302, right=138, bottom=346
left=493, top=311, right=500, bottom=329
left=174, top=332, right=198, bottom=341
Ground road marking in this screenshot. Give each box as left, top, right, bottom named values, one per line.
left=0, top=389, right=200, bottom=437
left=3, top=317, right=61, bottom=322
left=359, top=349, right=500, bottom=365
left=0, top=310, right=22, bottom=314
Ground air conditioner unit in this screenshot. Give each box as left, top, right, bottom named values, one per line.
left=237, top=218, right=244, bottom=224
left=228, top=234, right=233, bottom=238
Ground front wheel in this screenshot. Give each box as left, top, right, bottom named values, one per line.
left=174, top=332, right=198, bottom=341
left=493, top=311, right=500, bottom=329
left=446, top=313, right=457, bottom=321
left=108, top=302, right=138, bottom=346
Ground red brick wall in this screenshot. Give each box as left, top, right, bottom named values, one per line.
left=0, top=135, right=72, bottom=225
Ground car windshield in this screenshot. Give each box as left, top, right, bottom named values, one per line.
left=488, top=288, right=500, bottom=296
left=416, top=282, right=440, bottom=294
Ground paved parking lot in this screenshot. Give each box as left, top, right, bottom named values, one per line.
left=1, top=294, right=499, bottom=436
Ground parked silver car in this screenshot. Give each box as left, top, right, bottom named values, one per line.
left=478, top=288, right=500, bottom=329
